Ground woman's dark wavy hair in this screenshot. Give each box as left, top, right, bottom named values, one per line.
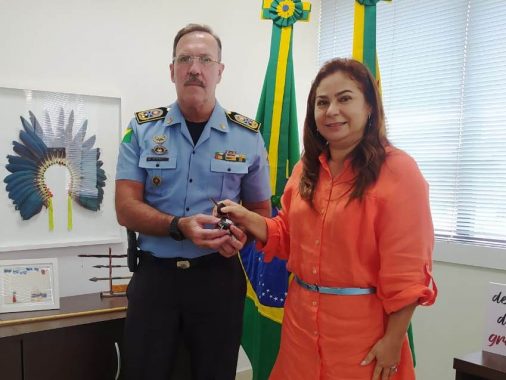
left=299, top=58, right=389, bottom=207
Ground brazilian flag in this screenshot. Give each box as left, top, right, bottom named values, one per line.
left=239, top=1, right=311, bottom=380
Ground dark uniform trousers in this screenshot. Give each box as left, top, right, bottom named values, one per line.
left=123, top=252, right=246, bottom=380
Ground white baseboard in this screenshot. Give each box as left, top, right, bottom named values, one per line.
left=236, top=368, right=252, bottom=380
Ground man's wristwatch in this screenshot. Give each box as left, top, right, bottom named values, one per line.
left=169, top=216, right=185, bottom=241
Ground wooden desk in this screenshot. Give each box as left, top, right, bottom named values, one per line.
left=0, top=293, right=127, bottom=380
left=0, top=292, right=127, bottom=336
left=454, top=351, right=506, bottom=380
left=0, top=293, right=191, bottom=380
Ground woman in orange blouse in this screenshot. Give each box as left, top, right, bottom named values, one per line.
left=220, top=58, right=437, bottom=380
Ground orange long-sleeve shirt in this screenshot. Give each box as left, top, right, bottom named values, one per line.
left=259, top=147, right=437, bottom=380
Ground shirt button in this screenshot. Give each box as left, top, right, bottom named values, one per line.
left=312, top=301, right=318, bottom=306
left=192, top=151, right=195, bottom=154
left=315, top=240, right=320, bottom=245
left=313, top=331, right=318, bottom=336
left=186, top=207, right=189, bottom=211
left=189, top=178, right=193, bottom=183
left=321, top=209, right=325, bottom=215
left=156, top=163, right=160, bottom=167
left=312, top=268, right=317, bottom=274
left=227, top=168, right=231, bottom=172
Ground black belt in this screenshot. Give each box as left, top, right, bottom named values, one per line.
left=140, top=251, right=223, bottom=269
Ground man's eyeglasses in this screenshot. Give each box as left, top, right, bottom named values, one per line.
left=173, top=55, right=220, bottom=66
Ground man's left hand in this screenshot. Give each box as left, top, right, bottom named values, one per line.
left=218, top=224, right=247, bottom=257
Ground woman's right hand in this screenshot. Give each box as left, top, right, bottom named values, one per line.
left=214, top=199, right=249, bottom=225
left=216, top=200, right=269, bottom=244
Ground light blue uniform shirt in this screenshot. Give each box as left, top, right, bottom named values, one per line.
left=116, top=102, right=271, bottom=258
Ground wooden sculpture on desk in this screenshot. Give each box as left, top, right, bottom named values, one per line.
left=78, top=248, right=131, bottom=298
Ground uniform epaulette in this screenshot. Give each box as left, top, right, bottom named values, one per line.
left=135, top=107, right=168, bottom=124
left=226, top=111, right=260, bottom=133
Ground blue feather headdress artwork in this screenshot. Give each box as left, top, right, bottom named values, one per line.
left=4, top=108, right=106, bottom=230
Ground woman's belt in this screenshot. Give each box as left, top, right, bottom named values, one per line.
left=295, top=275, right=376, bottom=295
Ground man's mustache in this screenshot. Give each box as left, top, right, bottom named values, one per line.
left=184, top=75, right=204, bottom=87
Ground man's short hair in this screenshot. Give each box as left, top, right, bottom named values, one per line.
left=172, top=24, right=222, bottom=61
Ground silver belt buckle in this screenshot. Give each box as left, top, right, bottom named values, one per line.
left=176, top=260, right=190, bottom=269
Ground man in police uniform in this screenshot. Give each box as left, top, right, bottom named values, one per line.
left=115, top=24, right=271, bottom=380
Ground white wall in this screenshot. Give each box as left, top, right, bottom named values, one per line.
left=0, top=0, right=320, bottom=374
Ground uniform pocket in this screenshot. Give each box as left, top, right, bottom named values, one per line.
left=210, top=159, right=248, bottom=199
left=210, top=159, right=248, bottom=174
left=139, top=154, right=177, bottom=194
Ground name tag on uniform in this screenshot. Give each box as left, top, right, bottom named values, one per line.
left=147, top=157, right=169, bottom=162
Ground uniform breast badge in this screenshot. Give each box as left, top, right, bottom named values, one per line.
left=152, top=145, right=168, bottom=155
left=152, top=176, right=162, bottom=186
left=151, top=135, right=168, bottom=155
left=214, top=150, right=246, bottom=162
left=152, top=135, right=167, bottom=144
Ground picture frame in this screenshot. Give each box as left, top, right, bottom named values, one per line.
left=0, top=86, right=123, bottom=252
left=0, top=258, right=60, bottom=313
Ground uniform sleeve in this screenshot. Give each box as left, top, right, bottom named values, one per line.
left=376, top=154, right=437, bottom=314
left=115, top=119, right=146, bottom=183
left=240, top=132, right=272, bottom=203
left=256, top=163, right=301, bottom=262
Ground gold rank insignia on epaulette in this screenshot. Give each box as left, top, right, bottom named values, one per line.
left=226, top=111, right=260, bottom=133
left=135, top=107, right=168, bottom=124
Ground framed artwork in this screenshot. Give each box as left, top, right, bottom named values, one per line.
left=0, top=258, right=59, bottom=313
left=0, top=87, right=123, bottom=252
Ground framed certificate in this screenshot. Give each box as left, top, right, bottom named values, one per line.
left=0, top=258, right=59, bottom=313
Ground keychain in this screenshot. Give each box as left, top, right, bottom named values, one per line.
left=210, top=198, right=234, bottom=231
